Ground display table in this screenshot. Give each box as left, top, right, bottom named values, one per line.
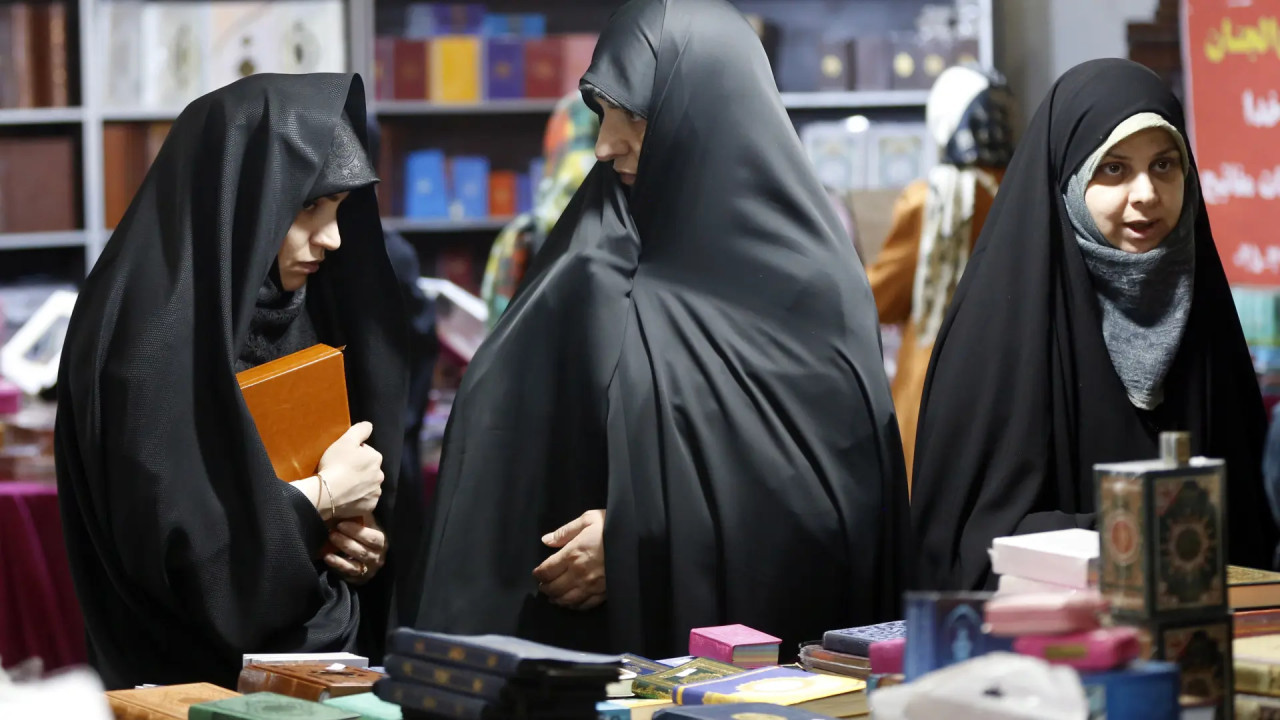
left=0, top=482, right=85, bottom=671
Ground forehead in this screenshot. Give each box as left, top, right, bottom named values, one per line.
left=1106, top=127, right=1179, bottom=156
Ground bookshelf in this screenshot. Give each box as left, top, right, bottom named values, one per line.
left=0, top=0, right=996, bottom=287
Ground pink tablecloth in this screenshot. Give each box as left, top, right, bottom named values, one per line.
left=0, top=482, right=85, bottom=671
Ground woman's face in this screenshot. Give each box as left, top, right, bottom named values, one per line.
left=594, top=100, right=647, bottom=187
left=1084, top=127, right=1185, bottom=254
left=277, top=191, right=349, bottom=291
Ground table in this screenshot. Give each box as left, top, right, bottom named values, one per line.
left=0, top=481, right=85, bottom=672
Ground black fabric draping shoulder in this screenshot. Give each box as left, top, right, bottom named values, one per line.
left=54, top=73, right=408, bottom=689
left=409, top=0, right=909, bottom=659
left=911, top=58, right=1278, bottom=592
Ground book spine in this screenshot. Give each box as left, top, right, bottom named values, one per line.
left=688, top=634, right=732, bottom=663
left=374, top=679, right=488, bottom=720
left=385, top=653, right=505, bottom=703
left=1236, top=660, right=1280, bottom=697
left=109, top=699, right=195, bottom=720
left=387, top=633, right=522, bottom=676
left=236, top=666, right=325, bottom=702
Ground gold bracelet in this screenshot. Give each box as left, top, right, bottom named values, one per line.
left=316, top=470, right=335, bottom=520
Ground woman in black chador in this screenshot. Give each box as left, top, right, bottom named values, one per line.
left=409, top=0, right=910, bottom=659
left=55, top=73, right=408, bottom=689
left=911, top=59, right=1279, bottom=592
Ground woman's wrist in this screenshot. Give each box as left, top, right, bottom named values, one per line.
left=288, top=476, right=332, bottom=521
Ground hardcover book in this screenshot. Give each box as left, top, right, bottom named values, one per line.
left=188, top=692, right=359, bottom=720
left=384, top=629, right=621, bottom=680
left=688, top=624, right=782, bottom=669
left=236, top=343, right=349, bottom=483
left=673, top=666, right=866, bottom=717
left=105, top=683, right=241, bottom=720
left=236, top=663, right=383, bottom=702
left=1118, top=615, right=1233, bottom=718
left=1095, top=432, right=1227, bottom=619
left=821, top=620, right=905, bottom=657
left=631, top=659, right=745, bottom=701
left=903, top=591, right=1013, bottom=680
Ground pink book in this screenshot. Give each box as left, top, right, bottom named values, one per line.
left=1013, top=626, right=1141, bottom=672
left=869, top=637, right=905, bottom=675
left=688, top=624, right=782, bottom=668
left=983, top=591, right=1108, bottom=637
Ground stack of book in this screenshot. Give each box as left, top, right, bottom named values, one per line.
left=800, top=620, right=905, bottom=683
left=1095, top=431, right=1234, bottom=717
left=990, top=527, right=1099, bottom=596
left=373, top=629, right=621, bottom=719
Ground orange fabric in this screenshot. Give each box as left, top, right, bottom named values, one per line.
left=866, top=169, right=1003, bottom=494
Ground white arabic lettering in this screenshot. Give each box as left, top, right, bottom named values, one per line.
left=1200, top=163, right=1258, bottom=204
left=1244, top=89, right=1280, bottom=128
left=1233, top=243, right=1280, bottom=275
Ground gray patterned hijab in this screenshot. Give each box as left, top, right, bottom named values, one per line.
left=1063, top=113, right=1196, bottom=410
left=307, top=111, right=379, bottom=201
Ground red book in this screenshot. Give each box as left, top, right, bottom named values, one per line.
left=488, top=171, right=517, bottom=217
left=524, top=37, right=565, bottom=99
left=393, top=39, right=428, bottom=100
left=559, top=34, right=598, bottom=97
left=374, top=36, right=397, bottom=101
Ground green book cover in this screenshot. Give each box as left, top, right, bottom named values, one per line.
left=188, top=692, right=361, bottom=720
left=322, top=692, right=402, bottom=720
left=632, top=658, right=744, bottom=700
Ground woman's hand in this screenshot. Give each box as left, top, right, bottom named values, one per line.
left=325, top=517, right=387, bottom=585
left=532, top=510, right=607, bottom=611
left=316, top=422, right=384, bottom=520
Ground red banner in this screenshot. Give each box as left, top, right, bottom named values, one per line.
left=1183, top=1, right=1280, bottom=286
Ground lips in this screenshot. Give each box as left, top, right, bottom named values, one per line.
left=298, top=261, right=321, bottom=274
left=1123, top=220, right=1159, bottom=238
left=617, top=171, right=637, bottom=186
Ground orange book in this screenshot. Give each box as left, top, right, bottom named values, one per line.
left=489, top=171, right=518, bottom=217
left=236, top=344, right=350, bottom=483
left=106, top=682, right=240, bottom=720
left=236, top=663, right=383, bottom=702
left=429, top=35, right=481, bottom=103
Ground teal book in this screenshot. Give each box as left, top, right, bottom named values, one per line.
left=323, top=692, right=403, bottom=719
left=188, top=692, right=360, bottom=719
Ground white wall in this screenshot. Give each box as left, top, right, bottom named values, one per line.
left=997, top=0, right=1161, bottom=133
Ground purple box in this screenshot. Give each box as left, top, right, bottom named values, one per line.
left=432, top=3, right=484, bottom=35
left=485, top=38, right=525, bottom=100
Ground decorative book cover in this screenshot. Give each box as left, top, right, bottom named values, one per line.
left=383, top=653, right=601, bottom=704
left=1121, top=616, right=1232, bottom=718
left=631, top=658, right=744, bottom=700
left=484, top=37, right=524, bottom=100
left=237, top=662, right=383, bottom=702
left=821, top=620, right=905, bottom=657
left=621, top=654, right=668, bottom=676
left=688, top=624, right=781, bottom=668
left=236, top=343, right=349, bottom=483
left=106, top=682, right=241, bottom=720
left=384, top=628, right=621, bottom=679
left=1095, top=445, right=1227, bottom=619
left=904, top=592, right=1013, bottom=680
left=188, top=691, right=359, bottom=720
left=673, top=666, right=865, bottom=716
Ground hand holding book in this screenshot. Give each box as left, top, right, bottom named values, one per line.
left=288, top=421, right=384, bottom=521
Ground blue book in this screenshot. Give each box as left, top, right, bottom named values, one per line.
left=485, top=38, right=525, bottom=100
left=384, top=653, right=608, bottom=704
left=431, top=3, right=485, bottom=35
left=904, top=591, right=1013, bottom=680
left=515, top=172, right=534, bottom=214
left=822, top=620, right=905, bottom=657
left=653, top=703, right=841, bottom=719
left=449, top=156, right=491, bottom=219
left=404, top=150, right=448, bottom=219
left=481, top=13, right=546, bottom=38
left=384, top=628, right=621, bottom=679
left=597, top=700, right=630, bottom=719
left=1079, top=661, right=1180, bottom=720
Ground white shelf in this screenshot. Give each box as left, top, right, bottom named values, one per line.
left=373, top=99, right=561, bottom=116
left=100, top=107, right=186, bottom=122
left=780, top=90, right=932, bottom=110
left=0, top=107, right=84, bottom=125
left=0, top=230, right=88, bottom=250
left=383, top=216, right=515, bottom=232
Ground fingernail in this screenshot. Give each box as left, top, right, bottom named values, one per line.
left=541, top=534, right=552, bottom=543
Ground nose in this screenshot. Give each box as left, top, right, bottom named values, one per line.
left=1130, top=172, right=1158, bottom=207
left=595, top=125, right=629, bottom=163
left=313, top=221, right=342, bottom=252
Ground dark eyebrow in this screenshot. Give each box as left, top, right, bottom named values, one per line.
left=1103, top=151, right=1129, bottom=161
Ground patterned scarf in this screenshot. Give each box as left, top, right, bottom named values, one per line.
left=235, top=264, right=318, bottom=373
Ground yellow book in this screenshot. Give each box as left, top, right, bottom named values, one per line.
left=429, top=36, right=481, bottom=103
left=675, top=666, right=868, bottom=717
